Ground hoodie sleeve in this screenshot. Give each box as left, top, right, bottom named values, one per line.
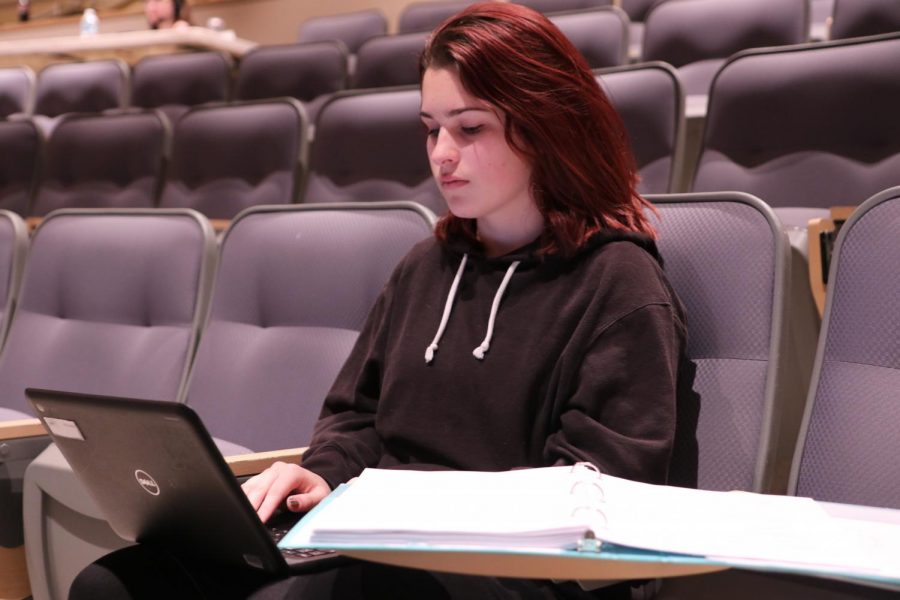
left=543, top=302, right=686, bottom=485
left=299, top=273, right=397, bottom=489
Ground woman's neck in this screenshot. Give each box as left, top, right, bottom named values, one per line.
left=476, top=210, right=545, bottom=258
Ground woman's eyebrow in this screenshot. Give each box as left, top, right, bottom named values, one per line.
left=419, top=107, right=492, bottom=119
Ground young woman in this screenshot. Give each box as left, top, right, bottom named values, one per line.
left=71, top=3, right=694, bottom=598
left=144, top=0, right=191, bottom=29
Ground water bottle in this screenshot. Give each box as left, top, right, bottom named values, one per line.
left=80, top=7, right=99, bottom=37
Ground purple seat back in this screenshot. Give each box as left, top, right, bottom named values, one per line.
left=397, top=1, right=470, bottom=33
left=0, top=120, right=40, bottom=217
left=297, top=9, right=387, bottom=54
left=352, top=32, right=429, bottom=89
left=831, top=0, right=900, bottom=39
left=0, top=67, right=34, bottom=118
left=34, top=60, right=128, bottom=118
left=131, top=51, right=232, bottom=119
left=550, top=7, right=629, bottom=68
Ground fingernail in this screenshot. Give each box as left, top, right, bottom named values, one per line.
left=287, top=498, right=299, bottom=509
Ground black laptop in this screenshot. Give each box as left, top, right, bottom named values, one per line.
left=26, top=387, right=347, bottom=574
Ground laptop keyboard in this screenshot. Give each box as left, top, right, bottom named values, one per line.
left=267, top=512, right=341, bottom=566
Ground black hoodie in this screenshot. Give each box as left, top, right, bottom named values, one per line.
left=302, top=231, right=695, bottom=490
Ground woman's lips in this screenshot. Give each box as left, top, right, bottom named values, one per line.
left=441, top=178, right=468, bottom=188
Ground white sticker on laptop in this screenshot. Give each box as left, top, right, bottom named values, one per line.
left=43, top=417, right=85, bottom=441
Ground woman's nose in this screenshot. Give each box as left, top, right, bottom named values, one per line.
left=430, top=129, right=459, bottom=166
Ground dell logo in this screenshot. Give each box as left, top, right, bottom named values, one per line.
left=134, top=469, right=160, bottom=496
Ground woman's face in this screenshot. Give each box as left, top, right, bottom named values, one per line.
left=420, top=67, right=536, bottom=232
left=145, top=0, right=175, bottom=28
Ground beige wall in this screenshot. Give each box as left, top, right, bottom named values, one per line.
left=0, top=0, right=443, bottom=44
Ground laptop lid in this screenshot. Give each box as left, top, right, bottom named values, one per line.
left=27, top=388, right=290, bottom=574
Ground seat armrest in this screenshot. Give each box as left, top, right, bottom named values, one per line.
left=226, top=447, right=307, bottom=477
left=0, top=418, right=46, bottom=442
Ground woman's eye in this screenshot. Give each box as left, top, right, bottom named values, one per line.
left=425, top=127, right=439, bottom=138
left=461, top=125, right=483, bottom=135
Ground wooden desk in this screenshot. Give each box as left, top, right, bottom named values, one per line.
left=0, top=25, right=256, bottom=69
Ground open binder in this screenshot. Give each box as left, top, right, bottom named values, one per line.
left=279, top=464, right=900, bottom=587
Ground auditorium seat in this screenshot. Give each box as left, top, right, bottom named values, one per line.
left=550, top=7, right=629, bottom=69
left=397, top=0, right=470, bottom=33
left=303, top=88, right=445, bottom=215
left=642, top=0, right=808, bottom=96
left=515, top=0, right=612, bottom=14
left=234, top=42, right=348, bottom=123
left=791, top=186, right=900, bottom=509
left=0, top=209, right=215, bottom=600
left=130, top=51, right=232, bottom=124
left=31, top=60, right=129, bottom=135
left=0, top=66, right=34, bottom=119
left=597, top=62, right=684, bottom=194
left=352, top=31, right=429, bottom=89
left=296, top=8, right=387, bottom=55
left=692, top=33, right=900, bottom=227
left=829, top=0, right=900, bottom=39
left=0, top=119, right=40, bottom=217
left=29, top=111, right=168, bottom=216
left=23, top=202, right=435, bottom=600
left=647, top=193, right=790, bottom=494
left=158, top=99, right=307, bottom=221
left=620, top=0, right=656, bottom=22
left=0, top=210, right=27, bottom=349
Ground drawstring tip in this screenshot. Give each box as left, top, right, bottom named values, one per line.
left=472, top=343, right=489, bottom=360
left=425, top=344, right=437, bottom=364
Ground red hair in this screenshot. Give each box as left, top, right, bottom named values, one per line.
left=421, top=2, right=656, bottom=257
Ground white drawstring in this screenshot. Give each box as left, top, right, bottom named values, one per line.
left=425, top=254, right=468, bottom=364
left=472, top=260, right=520, bottom=360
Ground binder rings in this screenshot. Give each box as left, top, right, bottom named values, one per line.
left=279, top=464, right=900, bottom=586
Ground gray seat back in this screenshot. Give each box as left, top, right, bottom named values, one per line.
left=0, top=120, right=40, bottom=217
left=550, top=7, right=629, bottom=68
left=34, top=60, right=129, bottom=118
left=0, top=211, right=27, bottom=351
left=693, top=34, right=900, bottom=212
left=185, top=202, right=435, bottom=451
left=297, top=9, right=387, bottom=55
left=649, top=193, right=789, bottom=492
left=131, top=51, right=232, bottom=124
left=159, top=99, right=307, bottom=220
left=352, top=32, right=429, bottom=89
left=516, top=0, right=612, bottom=14
left=830, top=0, right=900, bottom=39
left=31, top=111, right=168, bottom=216
left=235, top=42, right=348, bottom=104
left=398, top=1, right=470, bottom=33
left=304, top=88, right=445, bottom=215
left=597, top=62, right=684, bottom=194
left=0, top=209, right=215, bottom=417
left=0, top=66, right=35, bottom=118
left=791, top=187, right=900, bottom=508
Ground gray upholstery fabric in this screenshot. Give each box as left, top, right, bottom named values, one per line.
left=30, top=111, right=166, bottom=216
left=397, top=1, right=470, bottom=33
left=34, top=60, right=128, bottom=118
left=159, top=100, right=305, bottom=219
left=830, top=0, right=900, bottom=39
left=185, top=204, right=435, bottom=452
left=550, top=8, right=629, bottom=69
left=643, top=0, right=807, bottom=96
left=693, top=34, right=900, bottom=212
left=597, top=63, right=682, bottom=194
left=515, top=0, right=611, bottom=14
left=793, top=188, right=900, bottom=508
left=0, top=119, right=39, bottom=216
left=235, top=42, right=348, bottom=103
left=643, top=0, right=808, bottom=68
left=0, top=66, right=34, bottom=118
left=297, top=9, right=387, bottom=54
left=352, top=32, right=429, bottom=89
left=620, top=0, right=656, bottom=21
left=304, top=89, right=445, bottom=215
left=0, top=211, right=212, bottom=417
left=649, top=195, right=784, bottom=492
left=131, top=51, right=232, bottom=120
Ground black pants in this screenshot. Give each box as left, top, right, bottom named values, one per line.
left=69, top=545, right=635, bottom=600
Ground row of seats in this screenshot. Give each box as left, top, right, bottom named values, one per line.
left=0, top=62, right=684, bottom=220
left=5, top=29, right=900, bottom=227
left=1, top=185, right=898, bottom=598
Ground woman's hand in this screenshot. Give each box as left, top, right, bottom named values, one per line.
left=241, top=462, right=331, bottom=523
